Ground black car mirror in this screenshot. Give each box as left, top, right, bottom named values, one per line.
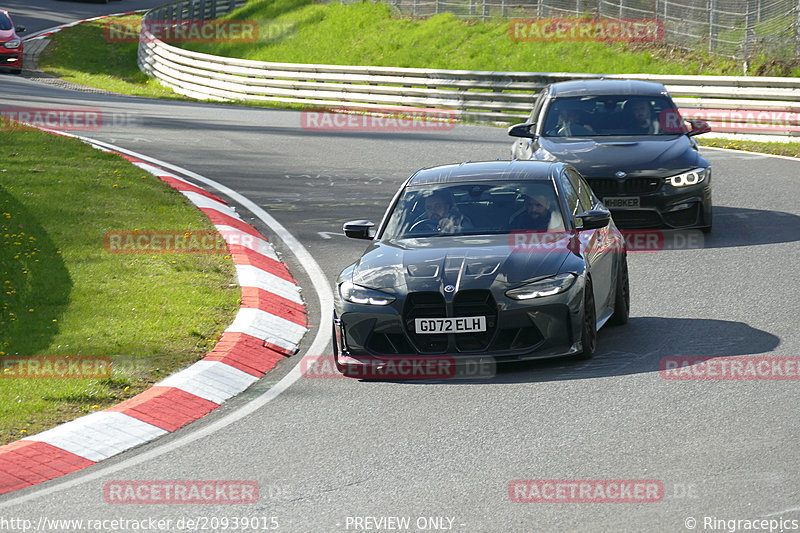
left=576, top=210, right=610, bottom=230
left=16, top=26, right=25, bottom=33
left=508, top=122, right=536, bottom=139
left=686, top=119, right=711, bottom=137
left=343, top=220, right=375, bottom=240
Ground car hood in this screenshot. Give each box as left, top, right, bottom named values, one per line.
left=349, top=234, right=570, bottom=293
left=0, top=30, right=16, bottom=41
left=539, top=135, right=702, bottom=178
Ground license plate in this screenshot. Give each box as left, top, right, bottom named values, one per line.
left=415, top=317, right=486, bottom=334
left=603, top=196, right=640, bottom=208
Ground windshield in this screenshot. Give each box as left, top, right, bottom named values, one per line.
left=381, top=181, right=565, bottom=239
left=0, top=14, right=12, bottom=31
left=542, top=95, right=686, bottom=137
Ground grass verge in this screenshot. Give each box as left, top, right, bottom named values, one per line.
left=37, top=17, right=180, bottom=99
left=698, top=138, right=800, bottom=158
left=0, top=128, right=240, bottom=445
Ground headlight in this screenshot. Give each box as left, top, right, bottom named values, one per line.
left=3, top=39, right=21, bottom=50
left=339, top=280, right=395, bottom=306
left=667, top=167, right=708, bottom=187
left=506, top=273, right=576, bottom=300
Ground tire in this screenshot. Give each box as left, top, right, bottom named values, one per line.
left=575, top=279, right=597, bottom=360
left=608, top=254, right=629, bottom=326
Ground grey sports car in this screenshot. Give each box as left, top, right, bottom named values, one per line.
left=333, top=160, right=629, bottom=377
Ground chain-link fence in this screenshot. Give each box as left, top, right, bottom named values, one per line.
left=347, top=0, right=799, bottom=59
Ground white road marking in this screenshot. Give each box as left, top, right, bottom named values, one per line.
left=27, top=412, right=167, bottom=463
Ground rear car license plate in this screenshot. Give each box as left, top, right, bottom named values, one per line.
left=603, top=196, right=640, bottom=208
left=415, top=317, right=486, bottom=334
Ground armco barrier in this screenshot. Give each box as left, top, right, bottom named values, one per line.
left=137, top=0, right=800, bottom=136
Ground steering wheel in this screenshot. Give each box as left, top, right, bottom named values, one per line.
left=409, top=218, right=439, bottom=233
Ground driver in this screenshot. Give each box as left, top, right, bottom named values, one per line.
left=415, top=190, right=472, bottom=233
left=627, top=99, right=659, bottom=134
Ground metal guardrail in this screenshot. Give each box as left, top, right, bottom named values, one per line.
left=138, top=0, right=800, bottom=136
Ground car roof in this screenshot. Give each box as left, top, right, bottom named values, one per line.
left=547, top=79, right=669, bottom=98
left=407, top=160, right=564, bottom=186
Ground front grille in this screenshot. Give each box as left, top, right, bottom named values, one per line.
left=395, top=290, right=548, bottom=356
left=588, top=177, right=662, bottom=196
left=453, top=290, right=497, bottom=351
left=404, top=292, right=448, bottom=353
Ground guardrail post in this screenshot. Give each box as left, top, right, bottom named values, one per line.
left=743, top=0, right=756, bottom=60
left=230, top=0, right=237, bottom=13
left=707, top=0, right=718, bottom=54
left=210, top=0, right=217, bottom=19
left=796, top=0, right=800, bottom=58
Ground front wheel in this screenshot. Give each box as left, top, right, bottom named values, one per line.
left=574, top=280, right=597, bottom=360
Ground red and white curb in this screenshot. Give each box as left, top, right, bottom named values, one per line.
left=0, top=133, right=308, bottom=495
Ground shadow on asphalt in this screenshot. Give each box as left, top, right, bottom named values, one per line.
left=700, top=206, right=800, bottom=249
left=360, top=316, right=780, bottom=385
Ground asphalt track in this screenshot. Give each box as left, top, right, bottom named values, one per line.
left=1, top=3, right=800, bottom=531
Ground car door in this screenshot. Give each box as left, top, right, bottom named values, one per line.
left=560, top=169, right=614, bottom=318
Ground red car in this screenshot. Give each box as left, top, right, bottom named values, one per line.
left=0, top=9, right=25, bottom=74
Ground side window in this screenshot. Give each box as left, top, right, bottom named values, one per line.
left=566, top=169, right=594, bottom=211
left=558, top=171, right=582, bottom=219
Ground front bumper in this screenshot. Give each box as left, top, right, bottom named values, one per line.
left=0, top=50, right=22, bottom=69
left=333, top=280, right=586, bottom=367
left=589, top=176, right=712, bottom=230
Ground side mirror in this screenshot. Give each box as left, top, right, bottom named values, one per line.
left=576, top=209, right=610, bottom=230
left=16, top=26, right=25, bottom=34
left=686, top=119, right=711, bottom=137
left=343, top=220, right=375, bottom=240
left=508, top=122, right=536, bottom=139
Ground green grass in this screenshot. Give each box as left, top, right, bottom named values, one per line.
left=186, top=0, right=741, bottom=74
left=698, top=137, right=800, bottom=158
left=0, top=128, right=240, bottom=445
left=37, top=18, right=180, bottom=98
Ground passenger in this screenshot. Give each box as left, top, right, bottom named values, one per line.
left=509, top=194, right=555, bottom=231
